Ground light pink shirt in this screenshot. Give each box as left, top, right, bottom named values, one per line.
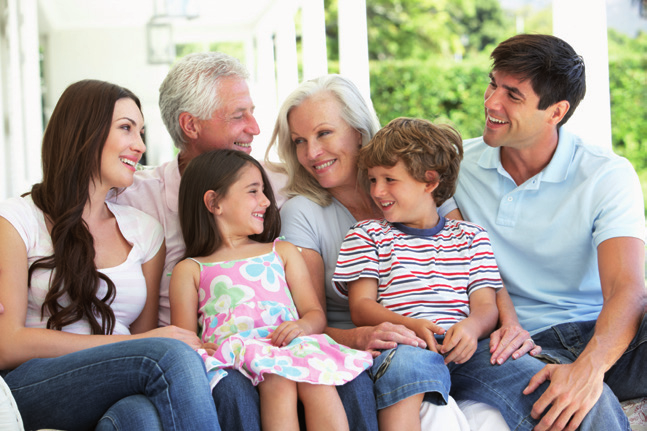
left=113, top=157, right=182, bottom=326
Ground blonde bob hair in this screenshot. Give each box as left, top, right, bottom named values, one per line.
left=264, top=74, right=380, bottom=207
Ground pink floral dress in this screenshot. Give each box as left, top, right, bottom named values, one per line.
left=192, top=240, right=372, bottom=389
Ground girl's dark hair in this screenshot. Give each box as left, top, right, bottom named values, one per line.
left=179, top=149, right=281, bottom=259
left=28, top=79, right=142, bottom=334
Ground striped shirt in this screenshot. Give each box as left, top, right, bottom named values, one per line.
left=333, top=217, right=502, bottom=330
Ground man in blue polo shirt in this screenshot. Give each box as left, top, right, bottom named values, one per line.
left=454, top=34, right=646, bottom=431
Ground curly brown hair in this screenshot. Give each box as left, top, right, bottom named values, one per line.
left=360, top=117, right=463, bottom=206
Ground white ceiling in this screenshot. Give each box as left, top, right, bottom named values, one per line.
left=37, top=0, right=277, bottom=34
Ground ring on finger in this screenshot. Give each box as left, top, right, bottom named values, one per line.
left=526, top=338, right=536, bottom=348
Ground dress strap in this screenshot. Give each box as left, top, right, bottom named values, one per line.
left=272, top=236, right=285, bottom=251
left=187, top=257, right=203, bottom=269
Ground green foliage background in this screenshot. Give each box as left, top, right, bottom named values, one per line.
left=327, top=1, right=647, bottom=213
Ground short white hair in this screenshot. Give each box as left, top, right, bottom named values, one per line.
left=159, top=52, right=249, bottom=150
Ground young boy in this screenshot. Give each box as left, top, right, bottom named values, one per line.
left=333, top=117, right=503, bottom=431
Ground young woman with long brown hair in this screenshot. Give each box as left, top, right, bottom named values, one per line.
left=0, top=80, right=219, bottom=430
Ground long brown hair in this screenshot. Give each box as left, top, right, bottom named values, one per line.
left=179, top=149, right=281, bottom=260
left=28, top=79, right=142, bottom=334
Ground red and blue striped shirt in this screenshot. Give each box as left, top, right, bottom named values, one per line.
left=332, top=217, right=502, bottom=330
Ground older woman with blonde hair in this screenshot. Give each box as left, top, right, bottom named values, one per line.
left=265, top=74, right=541, bottom=430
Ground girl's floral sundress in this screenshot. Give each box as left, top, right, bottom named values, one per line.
left=192, top=240, right=373, bottom=389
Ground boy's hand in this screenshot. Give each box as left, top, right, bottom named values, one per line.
left=407, top=318, right=446, bottom=353
left=440, top=319, right=480, bottom=364
left=271, top=320, right=306, bottom=347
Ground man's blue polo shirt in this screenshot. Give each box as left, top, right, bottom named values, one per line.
left=454, top=128, right=645, bottom=334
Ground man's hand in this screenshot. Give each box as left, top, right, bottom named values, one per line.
left=523, top=362, right=604, bottom=431
left=490, top=322, right=542, bottom=365
left=356, top=322, right=428, bottom=357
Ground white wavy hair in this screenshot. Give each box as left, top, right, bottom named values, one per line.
left=264, top=74, right=380, bottom=207
left=159, top=52, right=249, bottom=150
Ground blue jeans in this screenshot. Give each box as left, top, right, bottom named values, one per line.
left=449, top=323, right=640, bottom=431
left=369, top=344, right=450, bottom=409
left=212, top=369, right=377, bottom=431
left=533, top=316, right=647, bottom=402
left=3, top=338, right=219, bottom=431
left=96, top=395, right=162, bottom=430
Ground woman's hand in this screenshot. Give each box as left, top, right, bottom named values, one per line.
left=489, top=322, right=542, bottom=365
left=355, top=322, right=427, bottom=357
left=271, top=320, right=307, bottom=347
left=142, top=325, right=203, bottom=350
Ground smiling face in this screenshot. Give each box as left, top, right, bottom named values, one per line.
left=194, top=77, right=260, bottom=155
left=215, top=163, right=270, bottom=238
left=368, top=160, right=439, bottom=230
left=483, top=70, right=558, bottom=151
left=288, top=92, right=363, bottom=193
left=99, top=97, right=145, bottom=190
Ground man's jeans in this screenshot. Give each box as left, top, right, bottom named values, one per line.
left=213, top=369, right=378, bottom=430
left=3, top=338, right=220, bottom=431
left=448, top=315, right=647, bottom=431
left=533, top=316, right=647, bottom=402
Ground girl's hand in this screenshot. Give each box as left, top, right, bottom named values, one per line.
left=201, top=342, right=218, bottom=356
left=271, top=320, right=307, bottom=347
left=406, top=318, right=446, bottom=353
left=143, top=325, right=203, bottom=350
left=440, top=319, right=479, bottom=364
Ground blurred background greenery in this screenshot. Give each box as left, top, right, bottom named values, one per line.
left=332, top=0, right=647, bottom=214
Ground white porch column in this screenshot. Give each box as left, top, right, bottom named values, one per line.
left=4, top=0, right=28, bottom=199
left=274, top=11, right=299, bottom=104
left=18, top=0, right=43, bottom=182
left=0, top=0, right=8, bottom=198
left=0, top=0, right=42, bottom=200
left=253, top=29, right=279, bottom=161
left=553, top=0, right=612, bottom=148
left=301, top=0, right=327, bottom=80
left=338, top=0, right=372, bottom=108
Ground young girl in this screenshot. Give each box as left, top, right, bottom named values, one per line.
left=169, top=149, right=373, bottom=431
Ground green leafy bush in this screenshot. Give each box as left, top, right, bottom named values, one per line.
left=370, top=31, right=647, bottom=213
left=370, top=56, right=489, bottom=139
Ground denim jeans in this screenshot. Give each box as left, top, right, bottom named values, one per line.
left=96, top=395, right=162, bottom=430
left=3, top=338, right=219, bottom=431
left=337, top=370, right=379, bottom=430
left=369, top=344, right=450, bottom=409
left=212, top=368, right=378, bottom=431
left=533, top=316, right=647, bottom=401
left=449, top=325, right=638, bottom=431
